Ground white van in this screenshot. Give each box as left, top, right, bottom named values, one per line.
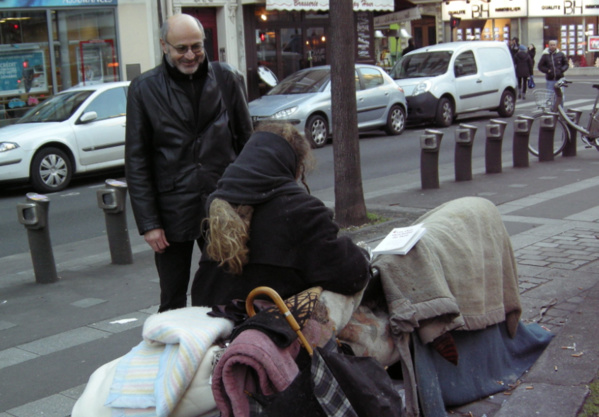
left=389, top=41, right=517, bottom=127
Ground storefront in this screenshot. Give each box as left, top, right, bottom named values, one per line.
left=0, top=0, right=122, bottom=122
left=442, top=0, right=527, bottom=44
left=529, top=0, right=599, bottom=68
left=243, top=0, right=394, bottom=100
left=441, top=0, right=599, bottom=69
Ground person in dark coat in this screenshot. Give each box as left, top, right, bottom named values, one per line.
left=528, top=43, right=536, bottom=66
left=509, top=37, right=520, bottom=61
left=191, top=122, right=371, bottom=307
left=514, top=44, right=534, bottom=100
left=125, top=13, right=253, bottom=312
left=402, top=38, right=417, bottom=56
left=538, top=39, right=569, bottom=93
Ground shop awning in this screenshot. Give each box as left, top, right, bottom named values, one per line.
left=266, top=0, right=394, bottom=12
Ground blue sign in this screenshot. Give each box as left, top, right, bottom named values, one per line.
left=0, top=0, right=117, bottom=8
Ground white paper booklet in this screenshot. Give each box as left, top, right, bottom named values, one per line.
left=372, top=223, right=426, bottom=255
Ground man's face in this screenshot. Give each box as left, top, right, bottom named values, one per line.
left=548, top=41, right=557, bottom=53
left=161, top=21, right=205, bottom=75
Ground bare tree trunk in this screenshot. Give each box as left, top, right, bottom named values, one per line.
left=329, top=0, right=368, bottom=228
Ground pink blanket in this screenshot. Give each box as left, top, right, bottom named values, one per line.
left=212, top=329, right=301, bottom=417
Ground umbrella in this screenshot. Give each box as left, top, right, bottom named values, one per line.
left=245, top=286, right=403, bottom=417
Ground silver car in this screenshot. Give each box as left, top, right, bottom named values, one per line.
left=249, top=64, right=408, bottom=148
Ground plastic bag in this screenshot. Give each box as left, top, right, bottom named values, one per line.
left=528, top=76, right=536, bottom=89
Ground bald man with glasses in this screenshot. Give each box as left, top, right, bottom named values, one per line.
left=125, top=13, right=253, bottom=312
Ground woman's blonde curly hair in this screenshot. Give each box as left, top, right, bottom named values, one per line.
left=204, top=122, right=314, bottom=275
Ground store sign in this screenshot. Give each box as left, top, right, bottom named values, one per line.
left=374, top=8, right=422, bottom=27
left=529, top=0, right=599, bottom=16
left=266, top=0, right=393, bottom=11
left=0, top=50, right=48, bottom=97
left=0, top=0, right=117, bottom=8
left=442, top=0, right=527, bottom=21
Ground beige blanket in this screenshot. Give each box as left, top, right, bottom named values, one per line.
left=375, top=196, right=522, bottom=344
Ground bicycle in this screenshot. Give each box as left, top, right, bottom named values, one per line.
left=527, top=79, right=599, bottom=156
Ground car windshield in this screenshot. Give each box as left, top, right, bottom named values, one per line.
left=17, top=90, right=94, bottom=123
left=268, top=69, right=330, bottom=95
left=390, top=51, right=452, bottom=79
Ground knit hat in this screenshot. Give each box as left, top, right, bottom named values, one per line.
left=519, top=44, right=527, bottom=51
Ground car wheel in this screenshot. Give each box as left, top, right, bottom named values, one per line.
left=306, top=115, right=329, bottom=148
left=435, top=97, right=454, bottom=127
left=497, top=90, right=516, bottom=117
left=30, top=147, right=73, bottom=193
left=384, top=105, right=406, bottom=136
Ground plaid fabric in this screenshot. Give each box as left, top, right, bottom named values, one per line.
left=311, top=348, right=358, bottom=417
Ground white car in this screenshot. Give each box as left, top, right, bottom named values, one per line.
left=0, top=81, right=129, bottom=193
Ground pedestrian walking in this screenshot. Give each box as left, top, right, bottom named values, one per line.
left=514, top=44, right=534, bottom=100
left=125, top=13, right=253, bottom=313
left=509, top=37, right=520, bottom=61
left=538, top=39, right=569, bottom=93
left=528, top=43, right=536, bottom=66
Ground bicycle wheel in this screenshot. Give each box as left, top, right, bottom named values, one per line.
left=527, top=113, right=569, bottom=157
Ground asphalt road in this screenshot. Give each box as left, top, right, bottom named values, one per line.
left=0, top=77, right=594, bottom=258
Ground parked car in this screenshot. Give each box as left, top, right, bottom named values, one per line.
left=389, top=41, right=517, bottom=127
left=0, top=81, right=129, bottom=193
left=249, top=64, right=408, bottom=148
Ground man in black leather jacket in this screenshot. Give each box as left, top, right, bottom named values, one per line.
left=537, top=40, right=569, bottom=93
left=125, top=13, right=252, bottom=312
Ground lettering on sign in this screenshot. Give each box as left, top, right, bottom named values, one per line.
left=472, top=3, right=490, bottom=19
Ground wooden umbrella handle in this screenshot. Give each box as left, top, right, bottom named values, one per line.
left=246, top=286, right=314, bottom=356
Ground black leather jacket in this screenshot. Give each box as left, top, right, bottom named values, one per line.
left=538, top=49, right=569, bottom=81
left=125, top=58, right=252, bottom=241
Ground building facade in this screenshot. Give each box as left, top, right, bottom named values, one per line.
left=2, top=0, right=598, bottom=122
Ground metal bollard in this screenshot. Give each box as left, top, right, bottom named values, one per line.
left=563, top=109, right=582, bottom=157
left=513, top=116, right=534, bottom=168
left=420, top=129, right=443, bottom=189
left=97, top=179, right=133, bottom=265
left=454, top=124, right=477, bottom=182
left=485, top=119, right=507, bottom=174
left=16, top=193, right=58, bottom=284
left=538, top=112, right=558, bottom=162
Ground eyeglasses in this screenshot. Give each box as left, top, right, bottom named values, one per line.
left=164, top=40, right=204, bottom=55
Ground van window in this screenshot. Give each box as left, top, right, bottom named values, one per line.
left=477, top=47, right=512, bottom=72
left=454, top=51, right=477, bottom=77
left=390, top=51, right=452, bottom=79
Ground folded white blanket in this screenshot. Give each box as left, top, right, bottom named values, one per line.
left=105, top=307, right=233, bottom=417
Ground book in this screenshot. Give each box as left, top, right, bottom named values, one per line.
left=372, top=223, right=426, bottom=256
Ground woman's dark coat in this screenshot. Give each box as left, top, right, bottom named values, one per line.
left=191, top=132, right=370, bottom=307
left=514, top=50, right=533, bottom=78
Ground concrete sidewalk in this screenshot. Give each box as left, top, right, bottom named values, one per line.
left=2, top=144, right=599, bottom=416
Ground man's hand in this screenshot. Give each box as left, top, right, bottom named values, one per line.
left=144, top=228, right=170, bottom=253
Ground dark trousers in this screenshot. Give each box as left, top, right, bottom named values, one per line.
left=155, top=238, right=203, bottom=312
left=517, top=77, right=528, bottom=95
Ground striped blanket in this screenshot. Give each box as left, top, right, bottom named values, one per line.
left=105, top=307, right=234, bottom=417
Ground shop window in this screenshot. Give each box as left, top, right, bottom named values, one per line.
left=53, top=9, right=120, bottom=90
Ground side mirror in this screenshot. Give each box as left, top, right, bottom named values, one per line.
left=79, top=111, right=98, bottom=124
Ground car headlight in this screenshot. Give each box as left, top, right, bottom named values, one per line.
left=411, top=82, right=431, bottom=96
left=271, top=106, right=298, bottom=119
left=0, top=142, right=19, bottom=152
